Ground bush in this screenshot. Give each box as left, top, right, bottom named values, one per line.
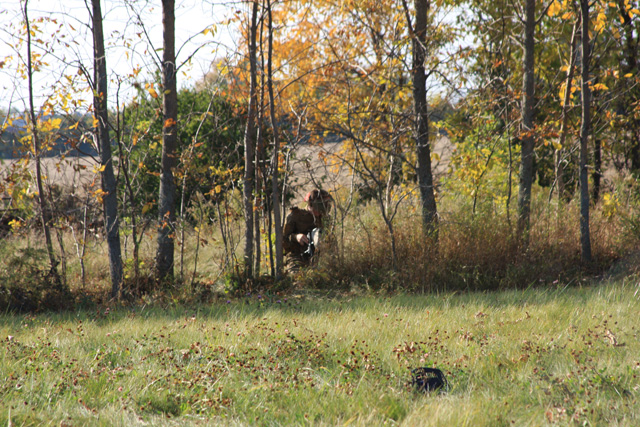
left=0, top=248, right=72, bottom=312
left=311, top=191, right=637, bottom=293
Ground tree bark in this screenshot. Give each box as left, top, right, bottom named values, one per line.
left=412, top=0, right=438, bottom=237
left=592, top=138, right=602, bottom=203
left=243, top=0, right=259, bottom=278
left=556, top=16, right=580, bottom=203
left=155, top=0, right=178, bottom=280
left=579, top=0, right=592, bottom=263
left=90, top=0, right=123, bottom=298
left=267, top=0, right=284, bottom=279
left=517, top=0, right=536, bottom=240
left=116, top=103, right=141, bottom=282
left=24, top=0, right=58, bottom=275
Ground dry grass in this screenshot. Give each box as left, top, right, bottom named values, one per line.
left=305, top=185, right=639, bottom=294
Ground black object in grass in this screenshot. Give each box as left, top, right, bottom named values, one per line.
left=411, top=367, right=448, bottom=393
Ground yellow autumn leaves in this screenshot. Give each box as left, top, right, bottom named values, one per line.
left=559, top=77, right=632, bottom=101
left=547, top=0, right=640, bottom=34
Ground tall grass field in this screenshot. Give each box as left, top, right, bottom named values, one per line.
left=1, top=279, right=638, bottom=426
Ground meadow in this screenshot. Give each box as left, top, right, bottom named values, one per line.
left=1, top=277, right=639, bottom=426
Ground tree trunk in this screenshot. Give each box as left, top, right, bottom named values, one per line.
left=116, top=103, right=141, bottom=283
left=517, top=0, right=536, bottom=240
left=592, top=138, right=602, bottom=203
left=267, top=0, right=284, bottom=279
left=556, top=16, right=580, bottom=203
left=91, top=0, right=123, bottom=298
left=243, top=0, right=259, bottom=278
left=24, top=0, right=58, bottom=275
left=412, top=0, right=438, bottom=237
left=155, top=0, right=178, bottom=280
left=579, top=0, right=592, bottom=263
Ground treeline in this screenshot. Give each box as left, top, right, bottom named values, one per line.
left=0, top=0, right=639, bottom=310
left=0, top=113, right=97, bottom=158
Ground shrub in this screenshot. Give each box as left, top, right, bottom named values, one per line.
left=0, top=248, right=72, bottom=312
left=311, top=189, right=638, bottom=293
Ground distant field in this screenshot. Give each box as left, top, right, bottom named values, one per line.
left=288, top=136, right=452, bottom=200
left=1, top=279, right=638, bottom=426
left=1, top=138, right=452, bottom=203
left=1, top=156, right=99, bottom=198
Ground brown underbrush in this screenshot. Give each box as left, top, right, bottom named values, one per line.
left=1, top=183, right=639, bottom=310
left=306, top=189, right=639, bottom=293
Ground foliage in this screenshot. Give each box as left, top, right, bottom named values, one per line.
left=0, top=248, right=71, bottom=312
left=445, top=108, right=518, bottom=214
left=227, top=0, right=459, bottom=193
left=456, top=0, right=640, bottom=198
left=120, top=84, right=246, bottom=219
left=0, top=111, right=97, bottom=226
left=0, top=113, right=95, bottom=159
left=2, top=180, right=638, bottom=308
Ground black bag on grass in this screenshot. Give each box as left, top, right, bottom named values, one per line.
left=411, top=367, right=448, bottom=393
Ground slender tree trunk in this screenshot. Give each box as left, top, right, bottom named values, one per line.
left=155, top=0, right=178, bottom=280
left=243, top=1, right=259, bottom=278
left=412, top=0, right=438, bottom=237
left=253, top=190, right=261, bottom=275
left=517, top=0, right=536, bottom=241
left=592, top=138, right=602, bottom=203
left=385, top=138, right=398, bottom=215
left=117, top=104, right=140, bottom=282
left=91, top=0, right=123, bottom=298
left=506, top=113, right=513, bottom=226
left=267, top=0, right=283, bottom=279
left=254, top=116, right=263, bottom=276
left=254, top=8, right=267, bottom=277
left=579, top=0, right=592, bottom=263
left=71, top=195, right=89, bottom=288
left=24, top=0, right=58, bottom=274
left=190, top=197, right=203, bottom=288
left=556, top=16, right=580, bottom=202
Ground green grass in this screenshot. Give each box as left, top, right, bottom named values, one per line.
left=1, top=278, right=639, bottom=426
